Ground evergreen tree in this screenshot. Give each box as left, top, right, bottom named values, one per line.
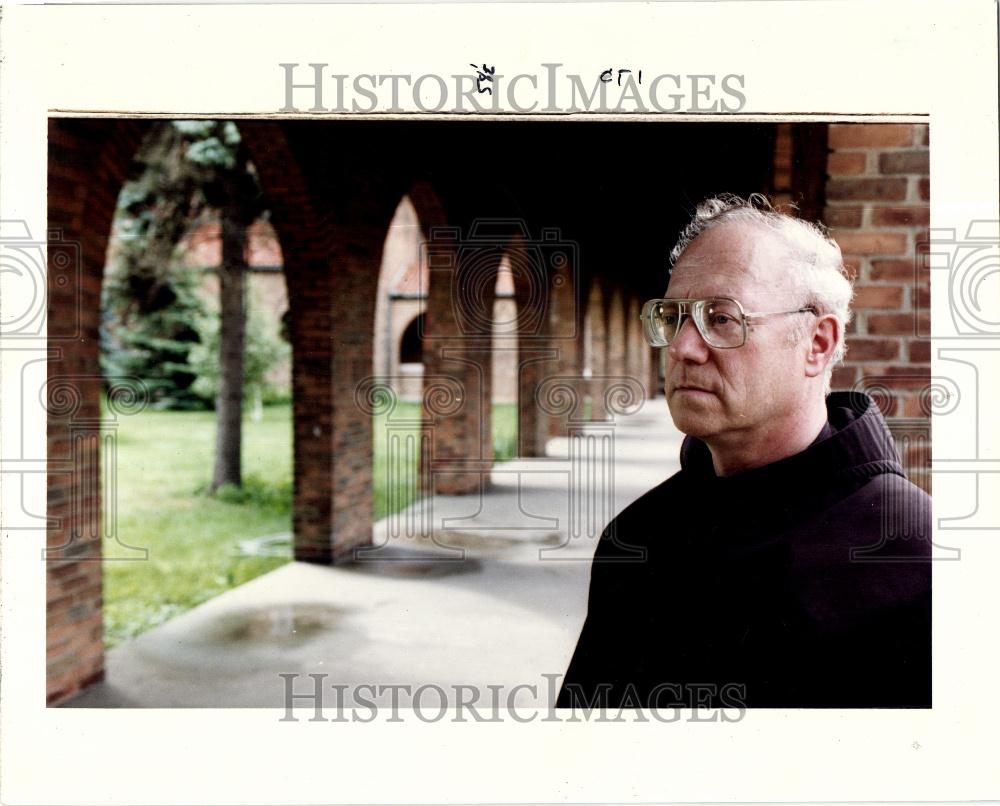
left=102, top=123, right=207, bottom=409
left=102, top=120, right=270, bottom=487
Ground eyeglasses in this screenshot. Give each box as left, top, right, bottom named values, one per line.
left=640, top=297, right=818, bottom=349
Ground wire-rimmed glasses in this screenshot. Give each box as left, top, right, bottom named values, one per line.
left=640, top=297, right=818, bottom=349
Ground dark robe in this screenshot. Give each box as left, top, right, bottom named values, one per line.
left=558, top=392, right=932, bottom=709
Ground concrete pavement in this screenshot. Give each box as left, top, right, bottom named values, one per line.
left=65, top=399, right=682, bottom=708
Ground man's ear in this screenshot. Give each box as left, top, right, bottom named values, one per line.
left=804, top=313, right=840, bottom=379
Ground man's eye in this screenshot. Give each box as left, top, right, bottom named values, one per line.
left=710, top=314, right=735, bottom=326
left=662, top=315, right=678, bottom=326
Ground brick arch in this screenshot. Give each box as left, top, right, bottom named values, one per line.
left=405, top=179, right=506, bottom=494
left=544, top=236, right=584, bottom=438
left=583, top=277, right=609, bottom=421
left=46, top=119, right=410, bottom=703
left=407, top=179, right=450, bottom=236
left=243, top=123, right=408, bottom=561
left=623, top=291, right=655, bottom=401
left=419, top=173, right=541, bottom=472
left=45, top=119, right=312, bottom=703
left=605, top=282, right=628, bottom=390
left=239, top=122, right=344, bottom=563
left=503, top=232, right=553, bottom=457
left=46, top=117, right=152, bottom=705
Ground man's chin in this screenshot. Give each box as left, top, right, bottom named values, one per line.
left=667, top=395, right=720, bottom=437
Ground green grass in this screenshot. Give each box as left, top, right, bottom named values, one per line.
left=103, top=400, right=517, bottom=647
left=492, top=402, right=517, bottom=462
left=103, top=403, right=292, bottom=646
left=370, top=401, right=518, bottom=515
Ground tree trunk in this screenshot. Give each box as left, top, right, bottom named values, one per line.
left=210, top=213, right=247, bottom=491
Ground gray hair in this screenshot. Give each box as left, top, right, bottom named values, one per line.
left=670, top=193, right=854, bottom=394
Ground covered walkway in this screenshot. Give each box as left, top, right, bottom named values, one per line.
left=46, top=118, right=931, bottom=705
left=65, top=401, right=680, bottom=708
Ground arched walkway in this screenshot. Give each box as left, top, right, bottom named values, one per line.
left=46, top=118, right=931, bottom=706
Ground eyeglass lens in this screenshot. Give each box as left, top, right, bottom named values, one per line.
left=648, top=299, right=745, bottom=348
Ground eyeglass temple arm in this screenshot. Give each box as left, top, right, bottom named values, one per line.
left=743, top=306, right=818, bottom=319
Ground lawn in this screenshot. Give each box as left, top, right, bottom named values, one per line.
left=103, top=400, right=516, bottom=646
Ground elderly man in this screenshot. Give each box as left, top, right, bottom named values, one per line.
left=558, top=195, right=931, bottom=709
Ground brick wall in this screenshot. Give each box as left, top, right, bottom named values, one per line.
left=625, top=294, right=653, bottom=400
left=408, top=184, right=497, bottom=494
left=824, top=123, right=931, bottom=492
left=47, top=118, right=150, bottom=704
left=241, top=123, right=406, bottom=561
left=543, top=246, right=583, bottom=438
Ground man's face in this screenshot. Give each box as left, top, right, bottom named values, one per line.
left=663, top=221, right=810, bottom=445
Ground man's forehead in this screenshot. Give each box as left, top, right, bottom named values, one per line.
left=667, top=221, right=791, bottom=292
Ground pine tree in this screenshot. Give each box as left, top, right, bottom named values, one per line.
left=102, top=120, right=269, bottom=486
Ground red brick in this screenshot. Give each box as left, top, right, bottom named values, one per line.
left=833, top=231, right=908, bottom=256
left=870, top=206, right=930, bottom=227
left=868, top=312, right=930, bottom=335
left=912, top=284, right=930, bottom=309
left=827, top=177, right=908, bottom=202
left=59, top=573, right=94, bottom=593
left=903, top=395, right=927, bottom=418
left=831, top=365, right=859, bottom=389
left=827, top=152, right=867, bottom=176
left=918, top=177, right=930, bottom=200
left=46, top=684, right=73, bottom=706
left=913, top=229, right=932, bottom=254
left=906, top=444, right=932, bottom=469
left=918, top=125, right=929, bottom=146
left=842, top=258, right=862, bottom=281
left=861, top=370, right=928, bottom=392
left=870, top=259, right=918, bottom=281
left=909, top=340, right=931, bottom=363
left=845, top=338, right=900, bottom=361
left=824, top=206, right=863, bottom=228
left=878, top=150, right=930, bottom=175
left=853, top=285, right=904, bottom=309
left=828, top=124, right=914, bottom=148
left=47, top=563, right=86, bottom=581
left=879, top=394, right=900, bottom=417
left=881, top=365, right=931, bottom=380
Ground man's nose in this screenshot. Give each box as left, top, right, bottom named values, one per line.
left=667, top=316, right=710, bottom=363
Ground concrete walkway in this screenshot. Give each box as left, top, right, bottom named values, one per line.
left=66, top=400, right=683, bottom=708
